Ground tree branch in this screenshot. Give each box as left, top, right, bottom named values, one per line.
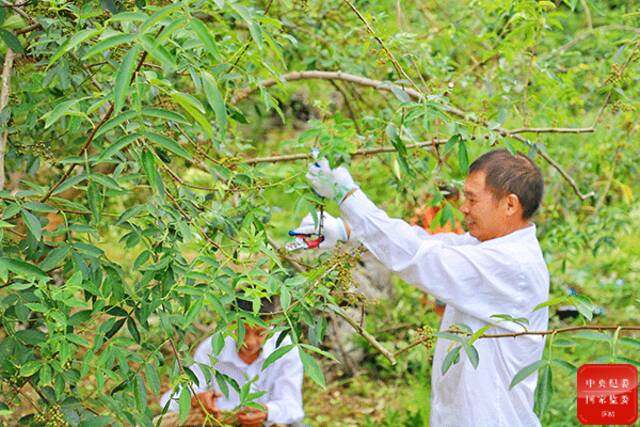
left=0, top=47, right=14, bottom=191
left=232, top=70, right=594, bottom=199
left=507, top=127, right=594, bottom=135
left=330, top=304, right=397, bottom=365
left=394, top=325, right=640, bottom=357
left=243, top=139, right=448, bottom=165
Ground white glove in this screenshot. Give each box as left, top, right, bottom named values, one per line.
left=306, top=159, right=358, bottom=204
left=291, top=212, right=348, bottom=249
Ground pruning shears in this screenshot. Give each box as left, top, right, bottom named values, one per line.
left=286, top=148, right=325, bottom=252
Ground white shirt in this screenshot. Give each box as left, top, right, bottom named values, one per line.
left=341, top=190, right=549, bottom=427
left=160, top=334, right=304, bottom=425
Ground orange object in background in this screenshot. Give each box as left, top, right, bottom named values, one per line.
left=411, top=205, right=465, bottom=235
left=411, top=186, right=465, bottom=318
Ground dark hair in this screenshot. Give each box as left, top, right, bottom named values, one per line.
left=236, top=296, right=278, bottom=317
left=469, top=149, right=544, bottom=219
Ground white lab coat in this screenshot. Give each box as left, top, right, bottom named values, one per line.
left=341, top=190, right=549, bottom=427
left=160, top=334, right=304, bottom=425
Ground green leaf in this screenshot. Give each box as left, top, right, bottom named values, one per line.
left=464, top=343, right=479, bottom=369
left=533, top=296, right=567, bottom=312
left=139, top=3, right=181, bottom=34
left=0, top=28, right=24, bottom=53
left=230, top=4, right=263, bottom=49
left=280, top=286, right=291, bottom=311
left=202, top=71, right=227, bottom=139
left=178, top=388, right=191, bottom=424
left=15, top=329, right=46, bottom=345
left=40, top=246, right=70, bottom=271
left=156, top=16, right=188, bottom=44
left=0, top=257, right=48, bottom=280
left=95, top=111, right=137, bottom=138
left=299, top=344, right=337, bottom=362
left=82, top=33, right=137, bottom=60
left=510, top=359, right=547, bottom=389
left=573, top=331, right=611, bottom=342
left=183, top=298, right=204, bottom=328
left=96, top=133, right=140, bottom=163
left=48, top=28, right=102, bottom=69
left=551, top=338, right=576, bottom=348
left=21, top=210, right=42, bottom=241
left=67, top=334, right=90, bottom=348
left=171, top=91, right=213, bottom=138
left=435, top=331, right=464, bottom=343
left=620, top=337, right=640, bottom=349
left=145, top=363, right=161, bottom=395
left=390, top=85, right=411, bottom=103
left=141, top=149, right=163, bottom=196
left=145, top=131, right=192, bottom=160
left=444, top=134, right=460, bottom=155
left=261, top=343, right=296, bottom=371
left=533, top=365, right=552, bottom=418
left=458, top=140, right=469, bottom=174
left=568, top=295, right=595, bottom=321
left=89, top=173, right=124, bottom=191
left=441, top=345, right=461, bottom=375
left=551, top=358, right=576, bottom=373
left=52, top=173, right=88, bottom=196
left=469, top=324, right=492, bottom=345
left=114, top=46, right=141, bottom=114
left=19, top=361, right=41, bottom=377
left=139, top=34, right=176, bottom=70
left=23, top=202, right=57, bottom=213
left=141, top=108, right=188, bottom=124
left=190, top=18, right=221, bottom=59
left=299, top=348, right=325, bottom=388
left=42, top=98, right=88, bottom=129
left=110, top=11, right=148, bottom=23
left=127, top=317, right=141, bottom=343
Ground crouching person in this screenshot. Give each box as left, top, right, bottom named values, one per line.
left=159, top=296, right=305, bottom=426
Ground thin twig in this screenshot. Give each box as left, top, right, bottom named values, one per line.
left=341, top=0, right=419, bottom=93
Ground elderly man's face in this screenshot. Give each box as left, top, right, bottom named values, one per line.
left=460, top=171, right=512, bottom=241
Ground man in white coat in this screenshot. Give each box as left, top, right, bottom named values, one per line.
left=294, top=149, right=549, bottom=426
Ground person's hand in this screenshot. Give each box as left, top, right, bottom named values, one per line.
left=292, top=212, right=348, bottom=249
left=191, top=390, right=222, bottom=417
left=306, top=159, right=358, bottom=203
left=236, top=405, right=268, bottom=427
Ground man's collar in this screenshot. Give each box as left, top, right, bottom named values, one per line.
left=482, top=223, right=537, bottom=245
